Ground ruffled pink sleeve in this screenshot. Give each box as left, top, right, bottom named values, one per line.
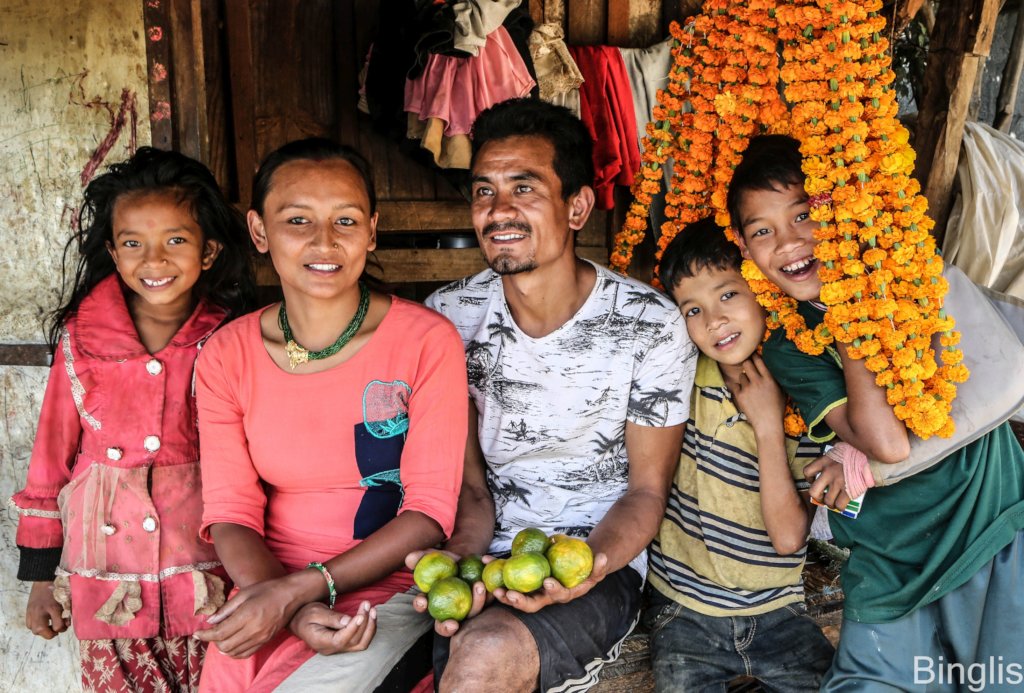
left=11, top=331, right=83, bottom=550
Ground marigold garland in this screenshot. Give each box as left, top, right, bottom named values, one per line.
left=615, top=0, right=966, bottom=440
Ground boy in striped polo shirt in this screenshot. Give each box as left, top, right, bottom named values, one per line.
left=645, top=218, right=835, bottom=692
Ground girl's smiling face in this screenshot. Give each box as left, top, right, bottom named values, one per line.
left=107, top=190, right=221, bottom=318
left=248, top=158, right=377, bottom=302
left=735, top=182, right=821, bottom=302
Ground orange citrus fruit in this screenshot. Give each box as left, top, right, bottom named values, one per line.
left=502, top=552, right=551, bottom=593
left=458, top=555, right=485, bottom=583
left=413, top=552, right=457, bottom=593
left=546, top=538, right=593, bottom=588
left=481, top=558, right=507, bottom=592
left=427, top=576, right=473, bottom=621
left=511, top=527, right=551, bottom=556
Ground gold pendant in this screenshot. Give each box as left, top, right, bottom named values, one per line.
left=285, top=340, right=309, bottom=370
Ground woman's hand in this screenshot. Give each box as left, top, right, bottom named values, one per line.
left=25, top=581, right=67, bottom=639
left=405, top=549, right=492, bottom=637
left=195, top=574, right=311, bottom=658
left=290, top=601, right=376, bottom=655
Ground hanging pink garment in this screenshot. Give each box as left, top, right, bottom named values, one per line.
left=569, top=45, right=641, bottom=210
left=404, top=26, right=535, bottom=137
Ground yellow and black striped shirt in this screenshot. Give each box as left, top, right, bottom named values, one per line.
left=649, top=355, right=824, bottom=617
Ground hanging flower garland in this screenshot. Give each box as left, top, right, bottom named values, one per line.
left=613, top=0, right=785, bottom=273
left=614, top=0, right=966, bottom=440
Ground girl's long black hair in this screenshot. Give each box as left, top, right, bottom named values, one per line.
left=49, top=147, right=256, bottom=350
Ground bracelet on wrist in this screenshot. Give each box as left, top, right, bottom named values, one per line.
left=307, top=561, right=337, bottom=609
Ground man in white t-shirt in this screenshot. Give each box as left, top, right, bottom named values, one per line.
left=412, top=98, right=697, bottom=692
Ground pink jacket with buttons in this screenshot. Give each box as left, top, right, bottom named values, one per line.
left=10, top=274, right=230, bottom=640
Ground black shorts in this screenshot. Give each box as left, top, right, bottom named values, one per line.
left=433, top=565, right=643, bottom=692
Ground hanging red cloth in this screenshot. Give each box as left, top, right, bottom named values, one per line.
left=568, top=45, right=640, bottom=209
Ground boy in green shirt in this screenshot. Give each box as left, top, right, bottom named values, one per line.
left=728, top=134, right=1024, bottom=691
left=645, top=217, right=834, bottom=691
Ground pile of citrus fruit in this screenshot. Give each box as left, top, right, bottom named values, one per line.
left=413, top=528, right=594, bottom=622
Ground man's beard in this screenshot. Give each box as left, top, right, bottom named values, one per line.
left=483, top=221, right=536, bottom=275
left=490, top=254, right=537, bottom=275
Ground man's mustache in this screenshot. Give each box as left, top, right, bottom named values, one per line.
left=483, top=221, right=532, bottom=237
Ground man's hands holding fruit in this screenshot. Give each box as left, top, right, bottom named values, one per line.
left=406, top=527, right=599, bottom=636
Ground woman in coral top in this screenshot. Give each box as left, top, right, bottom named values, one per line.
left=193, top=138, right=468, bottom=692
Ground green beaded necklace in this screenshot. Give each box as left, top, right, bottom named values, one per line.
left=278, top=282, right=370, bottom=370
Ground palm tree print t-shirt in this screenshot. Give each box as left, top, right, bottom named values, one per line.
left=426, top=261, right=696, bottom=576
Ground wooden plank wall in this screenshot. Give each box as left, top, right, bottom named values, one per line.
left=154, top=0, right=703, bottom=285
left=913, top=0, right=1001, bottom=234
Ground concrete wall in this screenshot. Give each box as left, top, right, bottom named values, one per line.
left=0, top=0, right=150, bottom=689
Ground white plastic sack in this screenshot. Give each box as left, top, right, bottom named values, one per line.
left=943, top=121, right=1024, bottom=299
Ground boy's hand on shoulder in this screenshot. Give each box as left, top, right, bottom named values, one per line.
left=732, top=354, right=785, bottom=434
left=804, top=455, right=850, bottom=510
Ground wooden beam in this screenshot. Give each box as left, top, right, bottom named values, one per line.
left=376, top=201, right=472, bottom=232
left=0, top=344, right=51, bottom=367
left=608, top=0, right=631, bottom=45
left=567, top=0, right=605, bottom=44
left=995, top=3, right=1024, bottom=131
left=141, top=0, right=174, bottom=149
left=223, top=0, right=258, bottom=207
left=376, top=249, right=487, bottom=283
left=166, top=0, right=208, bottom=160
left=199, top=0, right=234, bottom=194
left=913, top=0, right=1001, bottom=235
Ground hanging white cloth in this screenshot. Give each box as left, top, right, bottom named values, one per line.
left=943, top=121, right=1024, bottom=298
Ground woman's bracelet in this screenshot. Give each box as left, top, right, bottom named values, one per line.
left=307, top=561, right=337, bottom=609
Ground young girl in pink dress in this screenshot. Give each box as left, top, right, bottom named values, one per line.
left=11, top=147, right=256, bottom=692
left=193, top=139, right=467, bottom=692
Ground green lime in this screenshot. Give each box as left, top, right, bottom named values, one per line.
left=427, top=576, right=473, bottom=622
left=458, top=555, right=485, bottom=583
left=481, top=558, right=506, bottom=592
left=413, top=552, right=457, bottom=593
left=511, top=527, right=551, bottom=556
left=502, top=552, right=551, bottom=593
left=546, top=538, right=594, bottom=588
